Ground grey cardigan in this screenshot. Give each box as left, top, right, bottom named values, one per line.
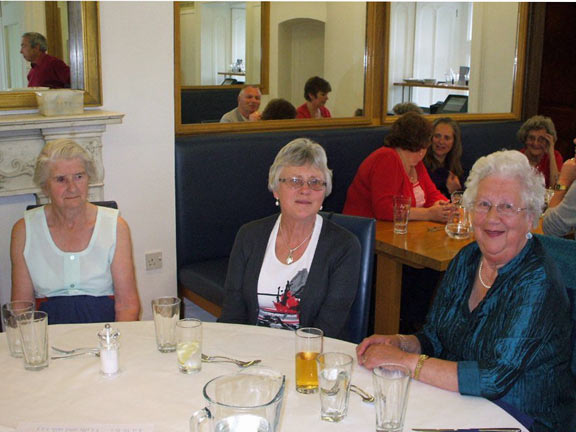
left=218, top=214, right=361, bottom=339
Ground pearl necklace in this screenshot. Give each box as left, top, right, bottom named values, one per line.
left=280, top=226, right=314, bottom=265
left=478, top=260, right=493, bottom=289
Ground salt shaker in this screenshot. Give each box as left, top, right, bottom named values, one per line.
left=98, top=323, right=120, bottom=376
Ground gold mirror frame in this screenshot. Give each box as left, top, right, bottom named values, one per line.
left=175, top=2, right=526, bottom=135
left=0, top=1, right=102, bottom=110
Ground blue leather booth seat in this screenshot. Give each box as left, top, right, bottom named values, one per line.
left=181, top=88, right=241, bottom=124
left=175, top=121, right=524, bottom=320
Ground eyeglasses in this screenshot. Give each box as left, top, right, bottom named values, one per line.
left=279, top=176, right=327, bottom=191
left=471, top=200, right=527, bottom=216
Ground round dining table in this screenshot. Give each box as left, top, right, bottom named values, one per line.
left=0, top=321, right=527, bottom=432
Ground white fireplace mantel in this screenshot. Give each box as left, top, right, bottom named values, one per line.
left=0, top=110, right=124, bottom=202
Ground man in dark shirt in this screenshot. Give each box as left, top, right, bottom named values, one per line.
left=20, top=32, right=70, bottom=89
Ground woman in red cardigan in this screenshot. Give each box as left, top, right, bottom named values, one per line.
left=343, top=112, right=451, bottom=222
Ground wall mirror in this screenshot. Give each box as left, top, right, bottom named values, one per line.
left=0, top=1, right=101, bottom=110
left=175, top=2, right=527, bottom=135
left=175, top=1, right=382, bottom=133
left=387, top=2, right=526, bottom=118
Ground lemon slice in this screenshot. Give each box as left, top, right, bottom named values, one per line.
left=177, top=341, right=199, bottom=364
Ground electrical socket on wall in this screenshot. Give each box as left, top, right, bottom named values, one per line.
left=145, top=251, right=163, bottom=271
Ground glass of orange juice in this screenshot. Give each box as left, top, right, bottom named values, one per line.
left=295, top=327, right=324, bottom=393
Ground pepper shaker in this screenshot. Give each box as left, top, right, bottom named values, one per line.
left=98, top=323, right=120, bottom=376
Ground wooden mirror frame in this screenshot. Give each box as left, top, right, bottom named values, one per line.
left=175, top=2, right=527, bottom=135
left=0, top=1, right=102, bottom=110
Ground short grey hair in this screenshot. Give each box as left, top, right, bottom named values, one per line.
left=268, top=138, right=333, bottom=197
left=517, top=115, right=557, bottom=144
left=462, top=150, right=545, bottom=227
left=34, top=139, right=96, bottom=190
left=22, top=32, right=48, bottom=52
left=238, top=85, right=261, bottom=98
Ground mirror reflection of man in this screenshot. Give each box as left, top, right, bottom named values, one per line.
left=220, top=86, right=262, bottom=123
left=20, top=32, right=70, bottom=89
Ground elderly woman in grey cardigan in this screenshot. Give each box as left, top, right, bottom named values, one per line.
left=218, top=138, right=361, bottom=339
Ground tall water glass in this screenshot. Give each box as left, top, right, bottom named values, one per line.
left=373, top=364, right=411, bottom=432
left=393, top=196, right=411, bottom=234
left=1, top=301, right=35, bottom=358
left=17, top=311, right=49, bottom=371
left=295, top=327, right=323, bottom=394
left=176, top=318, right=202, bottom=374
left=152, top=296, right=181, bottom=352
left=316, top=352, right=353, bottom=422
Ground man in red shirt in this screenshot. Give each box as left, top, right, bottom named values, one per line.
left=21, top=32, right=70, bottom=89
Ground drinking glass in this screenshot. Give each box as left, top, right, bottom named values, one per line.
left=445, top=190, right=471, bottom=240
left=393, top=196, right=411, bottom=234
left=1, top=301, right=35, bottom=358
left=17, top=311, right=49, bottom=371
left=373, top=364, right=411, bottom=432
left=176, top=318, right=202, bottom=374
left=316, top=352, right=353, bottom=422
left=152, top=296, right=181, bottom=352
left=295, top=327, right=323, bottom=393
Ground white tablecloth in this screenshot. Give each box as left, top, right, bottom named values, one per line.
left=0, top=321, right=527, bottom=432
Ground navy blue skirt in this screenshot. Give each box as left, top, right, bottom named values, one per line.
left=37, top=295, right=115, bottom=325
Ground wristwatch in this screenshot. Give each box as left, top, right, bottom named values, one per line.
left=554, top=184, right=568, bottom=191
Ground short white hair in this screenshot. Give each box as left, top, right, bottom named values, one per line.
left=462, top=150, right=545, bottom=227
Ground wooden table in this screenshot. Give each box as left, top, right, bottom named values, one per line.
left=373, top=220, right=472, bottom=334
left=373, top=220, right=543, bottom=335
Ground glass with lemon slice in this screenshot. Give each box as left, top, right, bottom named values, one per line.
left=176, top=318, right=202, bottom=374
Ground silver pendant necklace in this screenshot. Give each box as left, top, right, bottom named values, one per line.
left=280, top=225, right=314, bottom=265
left=478, top=260, right=493, bottom=289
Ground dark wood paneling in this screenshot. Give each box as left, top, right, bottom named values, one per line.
left=538, top=3, right=576, bottom=160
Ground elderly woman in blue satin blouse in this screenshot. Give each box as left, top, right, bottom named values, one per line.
left=357, top=150, right=575, bottom=432
left=10, top=139, right=141, bottom=324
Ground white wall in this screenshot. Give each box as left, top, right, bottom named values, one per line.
left=99, top=1, right=176, bottom=319
left=469, top=2, right=518, bottom=113
left=0, top=2, right=176, bottom=320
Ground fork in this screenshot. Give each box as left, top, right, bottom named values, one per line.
left=201, top=354, right=261, bottom=367
left=52, top=346, right=100, bottom=355
left=51, top=350, right=100, bottom=360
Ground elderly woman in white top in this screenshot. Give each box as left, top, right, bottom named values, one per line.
left=10, top=139, right=140, bottom=324
left=218, top=138, right=361, bottom=339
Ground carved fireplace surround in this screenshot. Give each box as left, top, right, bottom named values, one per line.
left=0, top=111, right=124, bottom=203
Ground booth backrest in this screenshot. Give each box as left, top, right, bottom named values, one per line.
left=181, top=88, right=241, bottom=124
left=175, top=127, right=387, bottom=268
left=175, top=121, right=524, bottom=270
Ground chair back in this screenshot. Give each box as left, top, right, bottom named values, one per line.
left=321, top=212, right=375, bottom=344
left=26, top=201, right=118, bottom=211
left=534, top=234, right=576, bottom=376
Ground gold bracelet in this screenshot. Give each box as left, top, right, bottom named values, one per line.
left=413, top=354, right=429, bottom=380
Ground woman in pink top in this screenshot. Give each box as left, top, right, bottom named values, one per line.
left=343, top=112, right=450, bottom=222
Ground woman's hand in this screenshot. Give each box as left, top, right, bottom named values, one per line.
left=544, top=132, right=556, bottom=154
left=361, top=343, right=417, bottom=370
left=446, top=172, right=462, bottom=194
left=427, top=200, right=452, bottom=223
left=356, top=334, right=399, bottom=365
